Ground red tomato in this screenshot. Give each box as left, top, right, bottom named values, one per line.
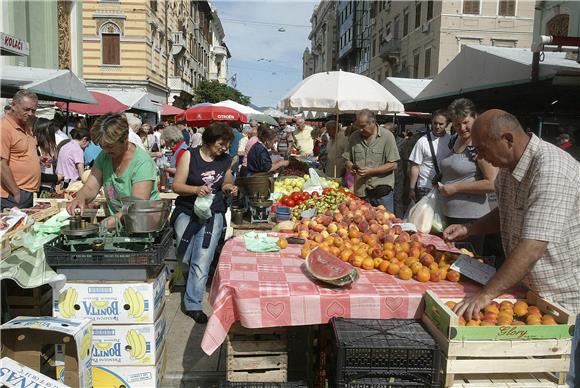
left=291, top=192, right=302, bottom=201
left=311, top=191, right=320, bottom=198
left=322, top=188, right=333, bottom=195
left=301, top=192, right=310, bottom=201
left=280, top=195, right=290, bottom=206
left=286, top=199, right=296, bottom=207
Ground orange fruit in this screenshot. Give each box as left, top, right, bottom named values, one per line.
left=446, top=270, right=461, bottom=282
left=511, top=320, right=526, bottom=326
left=500, top=301, right=514, bottom=310
left=373, top=258, right=384, bottom=269
left=362, top=258, right=375, bottom=270
left=445, top=301, right=457, bottom=310
left=387, top=263, right=400, bottom=276
left=277, top=238, right=289, bottom=249
left=351, top=255, right=364, bottom=268
left=383, top=249, right=395, bottom=260
left=484, top=305, right=500, bottom=315
left=410, top=262, right=423, bottom=275
left=378, top=260, right=390, bottom=273
left=526, top=315, right=542, bottom=325
left=398, top=266, right=413, bottom=280
left=396, top=251, right=408, bottom=262
left=340, top=249, right=353, bottom=262
left=416, top=268, right=431, bottom=283
left=513, top=301, right=528, bottom=317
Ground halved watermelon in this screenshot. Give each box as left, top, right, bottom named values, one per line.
left=305, top=247, right=359, bottom=287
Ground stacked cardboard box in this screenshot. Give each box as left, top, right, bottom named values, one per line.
left=53, top=269, right=168, bottom=388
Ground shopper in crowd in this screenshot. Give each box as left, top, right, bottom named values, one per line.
left=237, top=125, right=251, bottom=167
left=241, top=120, right=260, bottom=171
left=33, top=118, right=62, bottom=193
left=384, top=122, right=407, bottom=218
left=190, top=127, right=203, bottom=148
left=0, top=90, right=40, bottom=210
left=51, top=111, right=71, bottom=145
left=409, top=109, right=453, bottom=202
left=3, top=105, right=11, bottom=117
left=177, top=120, right=190, bottom=146
left=244, top=125, right=289, bottom=176
left=444, top=109, right=580, bottom=388
left=126, top=114, right=145, bottom=149
left=66, top=113, right=159, bottom=228
left=276, top=117, right=294, bottom=156
left=311, top=127, right=323, bottom=157
left=556, top=133, right=580, bottom=160
left=56, top=127, right=90, bottom=184
left=153, top=123, right=164, bottom=148
left=343, top=109, right=400, bottom=212
left=83, top=140, right=102, bottom=168
left=438, top=98, right=498, bottom=253
left=228, top=121, right=242, bottom=159
left=160, top=125, right=187, bottom=185
left=171, top=122, right=238, bottom=324
left=323, top=120, right=347, bottom=179
left=292, top=116, right=314, bottom=155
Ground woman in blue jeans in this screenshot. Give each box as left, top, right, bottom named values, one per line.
left=171, top=122, right=238, bottom=324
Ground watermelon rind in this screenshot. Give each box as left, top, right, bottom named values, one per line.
left=305, top=247, right=359, bottom=287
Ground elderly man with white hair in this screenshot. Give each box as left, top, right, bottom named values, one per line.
left=125, top=114, right=145, bottom=149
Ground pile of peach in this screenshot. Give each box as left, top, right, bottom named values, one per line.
left=446, top=300, right=558, bottom=326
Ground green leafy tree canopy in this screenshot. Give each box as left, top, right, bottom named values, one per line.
left=193, top=80, right=251, bottom=105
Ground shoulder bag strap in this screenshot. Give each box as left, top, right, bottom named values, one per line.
left=426, top=130, right=441, bottom=177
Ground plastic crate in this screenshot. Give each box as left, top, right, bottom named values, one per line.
left=220, top=382, right=309, bottom=388
left=330, top=319, right=441, bottom=387
left=44, top=226, right=173, bottom=266
left=334, top=376, right=439, bottom=388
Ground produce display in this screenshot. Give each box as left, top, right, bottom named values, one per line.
left=280, top=157, right=309, bottom=177
left=290, top=188, right=359, bottom=220
left=274, top=175, right=340, bottom=196
left=294, top=198, right=462, bottom=283
left=305, top=247, right=359, bottom=286
left=446, top=300, right=559, bottom=327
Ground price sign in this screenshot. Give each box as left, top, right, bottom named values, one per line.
left=450, top=255, right=496, bottom=285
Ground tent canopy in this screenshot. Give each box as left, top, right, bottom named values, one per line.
left=214, top=100, right=278, bottom=125
left=382, top=77, right=431, bottom=103
left=160, top=103, right=184, bottom=116
left=96, top=89, right=161, bottom=113
left=55, top=91, right=128, bottom=115
left=406, top=45, right=580, bottom=113
left=0, top=65, right=95, bottom=103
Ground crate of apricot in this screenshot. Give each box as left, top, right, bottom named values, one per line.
left=422, top=290, right=574, bottom=341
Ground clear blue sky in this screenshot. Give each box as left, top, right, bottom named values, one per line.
left=214, top=0, right=317, bottom=108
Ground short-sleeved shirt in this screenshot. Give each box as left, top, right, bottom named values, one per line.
left=95, top=145, right=160, bottom=214
left=0, top=115, right=40, bottom=196
left=56, top=140, right=84, bottom=182
left=229, top=129, right=242, bottom=157
left=292, top=126, right=314, bottom=155
left=242, top=136, right=260, bottom=167
left=409, top=132, right=453, bottom=189
left=496, top=134, right=580, bottom=315
left=129, top=129, right=145, bottom=149
left=84, top=142, right=102, bottom=166
left=174, top=147, right=232, bottom=214
left=440, top=136, right=492, bottom=219
left=324, top=129, right=348, bottom=179
left=246, top=142, right=272, bottom=175
left=343, top=126, right=401, bottom=197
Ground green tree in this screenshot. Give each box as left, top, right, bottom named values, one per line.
left=193, top=80, right=251, bottom=105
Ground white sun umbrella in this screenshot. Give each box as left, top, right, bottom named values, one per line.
left=214, top=99, right=278, bottom=125
left=278, top=70, right=404, bottom=177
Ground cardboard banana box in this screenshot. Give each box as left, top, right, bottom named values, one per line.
left=53, top=270, right=166, bottom=324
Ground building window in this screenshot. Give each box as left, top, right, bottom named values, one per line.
left=498, top=0, right=516, bottom=16
left=413, top=52, right=420, bottom=78
left=403, top=9, right=409, bottom=36
left=427, top=1, right=434, bottom=20
left=100, top=22, right=121, bottom=65
left=424, top=47, right=431, bottom=77
left=415, top=3, right=421, bottom=29
left=463, top=0, right=480, bottom=15
left=150, top=0, right=157, bottom=12
left=492, top=39, right=516, bottom=48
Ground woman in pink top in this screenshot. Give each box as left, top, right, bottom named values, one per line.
left=56, top=127, right=90, bottom=183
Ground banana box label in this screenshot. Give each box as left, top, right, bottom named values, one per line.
left=57, top=313, right=167, bottom=366
left=165, top=259, right=187, bottom=286
left=1, top=317, right=93, bottom=388
left=53, top=271, right=166, bottom=324
left=0, top=357, right=69, bottom=388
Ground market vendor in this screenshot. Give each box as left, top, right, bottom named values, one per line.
left=343, top=109, right=400, bottom=212
left=444, top=109, right=580, bottom=388
left=171, top=122, right=238, bottom=324
left=66, top=113, right=160, bottom=228
left=244, top=125, right=289, bottom=176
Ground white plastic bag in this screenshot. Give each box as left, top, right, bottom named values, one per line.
left=194, top=193, right=215, bottom=220
left=303, top=168, right=324, bottom=190
left=408, top=189, right=446, bottom=233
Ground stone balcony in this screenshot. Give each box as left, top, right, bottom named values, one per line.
left=168, top=76, right=193, bottom=95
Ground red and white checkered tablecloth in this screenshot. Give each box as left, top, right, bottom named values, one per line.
left=200, top=235, right=519, bottom=355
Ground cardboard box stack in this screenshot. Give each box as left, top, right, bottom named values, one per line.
left=52, top=269, right=168, bottom=388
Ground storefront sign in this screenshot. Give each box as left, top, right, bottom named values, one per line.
left=0, top=32, right=29, bottom=56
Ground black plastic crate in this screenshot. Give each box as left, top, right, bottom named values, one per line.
left=44, top=226, right=174, bottom=266
left=220, top=382, right=309, bottom=388
left=330, top=319, right=440, bottom=387
left=336, top=376, right=438, bottom=388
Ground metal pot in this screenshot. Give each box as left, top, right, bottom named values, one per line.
left=121, top=198, right=172, bottom=234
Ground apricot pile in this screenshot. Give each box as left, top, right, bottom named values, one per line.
left=296, top=202, right=462, bottom=283
left=445, top=300, right=558, bottom=326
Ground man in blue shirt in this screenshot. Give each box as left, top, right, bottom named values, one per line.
left=228, top=121, right=242, bottom=158
left=83, top=141, right=102, bottom=167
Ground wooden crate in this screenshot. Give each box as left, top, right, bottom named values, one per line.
left=3, top=281, right=53, bottom=318
left=226, top=323, right=288, bottom=383
left=422, top=314, right=571, bottom=387
left=448, top=372, right=566, bottom=387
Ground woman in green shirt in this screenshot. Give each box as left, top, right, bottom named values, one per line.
left=66, top=113, right=159, bottom=229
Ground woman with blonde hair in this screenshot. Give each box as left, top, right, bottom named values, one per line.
left=66, top=113, right=160, bottom=229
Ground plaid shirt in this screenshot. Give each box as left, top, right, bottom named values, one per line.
left=495, top=134, right=580, bottom=315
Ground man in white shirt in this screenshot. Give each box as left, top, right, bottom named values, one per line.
left=292, top=116, right=314, bottom=155
left=408, top=109, right=453, bottom=202
left=125, top=114, right=145, bottom=149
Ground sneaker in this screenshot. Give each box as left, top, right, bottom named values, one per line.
left=186, top=310, right=208, bottom=324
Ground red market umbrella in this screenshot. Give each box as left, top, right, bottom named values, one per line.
left=178, top=104, right=248, bottom=126
left=55, top=91, right=128, bottom=115
left=160, top=103, right=184, bottom=116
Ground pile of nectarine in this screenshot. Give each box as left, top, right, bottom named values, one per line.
left=296, top=201, right=462, bottom=283
left=445, top=300, right=558, bottom=326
